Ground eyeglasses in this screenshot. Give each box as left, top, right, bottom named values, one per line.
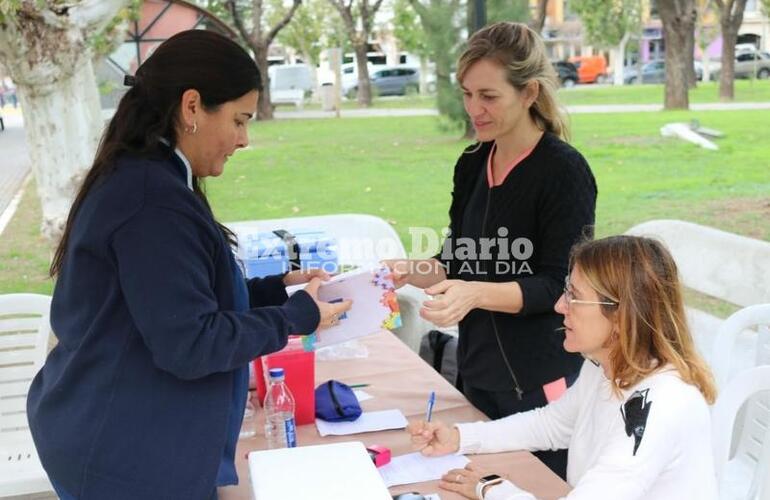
left=563, top=277, right=618, bottom=309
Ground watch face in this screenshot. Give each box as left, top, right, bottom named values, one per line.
left=481, top=474, right=502, bottom=483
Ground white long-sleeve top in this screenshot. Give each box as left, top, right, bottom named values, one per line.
left=456, top=360, right=717, bottom=500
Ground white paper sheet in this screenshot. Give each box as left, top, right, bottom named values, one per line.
left=286, top=266, right=402, bottom=348
left=248, top=441, right=392, bottom=500
left=315, top=409, right=408, bottom=437
left=379, top=452, right=471, bottom=487
left=354, top=389, right=374, bottom=402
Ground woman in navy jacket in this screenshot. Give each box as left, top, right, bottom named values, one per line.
left=26, top=30, right=350, bottom=499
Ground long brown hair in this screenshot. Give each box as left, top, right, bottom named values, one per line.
left=571, top=235, right=717, bottom=404
left=457, top=21, right=569, bottom=141
left=50, top=30, right=261, bottom=277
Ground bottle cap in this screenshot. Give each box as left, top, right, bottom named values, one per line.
left=268, top=367, right=285, bottom=379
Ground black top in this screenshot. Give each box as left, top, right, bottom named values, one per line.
left=437, top=133, right=597, bottom=392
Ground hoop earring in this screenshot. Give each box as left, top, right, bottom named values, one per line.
left=187, top=122, right=197, bottom=134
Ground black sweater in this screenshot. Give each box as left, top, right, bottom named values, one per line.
left=438, top=133, right=597, bottom=393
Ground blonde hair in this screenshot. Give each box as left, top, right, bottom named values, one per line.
left=457, top=22, right=569, bottom=141
left=570, top=236, right=717, bottom=404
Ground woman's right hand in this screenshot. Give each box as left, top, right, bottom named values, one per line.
left=303, top=278, right=352, bottom=330
left=407, top=419, right=461, bottom=456
left=381, top=259, right=412, bottom=289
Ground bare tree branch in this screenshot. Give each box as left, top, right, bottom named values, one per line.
left=265, top=0, right=301, bottom=46
left=328, top=0, right=356, bottom=33
left=406, top=0, right=429, bottom=22
left=365, top=0, right=385, bottom=33
left=225, top=0, right=255, bottom=49
left=531, top=0, right=548, bottom=33
left=252, top=0, right=264, bottom=40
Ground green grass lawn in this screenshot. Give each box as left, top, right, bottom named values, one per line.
left=1, top=109, right=768, bottom=298
left=282, top=94, right=436, bottom=111
left=558, top=80, right=770, bottom=106
left=283, top=80, right=770, bottom=112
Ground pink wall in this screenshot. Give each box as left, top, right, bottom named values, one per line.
left=135, top=1, right=201, bottom=66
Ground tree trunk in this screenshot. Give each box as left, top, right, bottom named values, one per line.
left=635, top=29, right=644, bottom=85
left=719, top=23, right=738, bottom=100
left=663, top=26, right=690, bottom=108
left=0, top=0, right=127, bottom=242
left=253, top=45, right=274, bottom=120
left=434, top=51, right=454, bottom=116
left=419, top=56, right=429, bottom=94
left=353, top=42, right=372, bottom=106
left=685, top=15, right=698, bottom=88
left=612, top=33, right=630, bottom=86
left=532, top=0, right=549, bottom=34
left=16, top=59, right=104, bottom=240
left=696, top=27, right=712, bottom=82
left=659, top=0, right=695, bottom=109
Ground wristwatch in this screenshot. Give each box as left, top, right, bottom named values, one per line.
left=475, top=474, right=504, bottom=499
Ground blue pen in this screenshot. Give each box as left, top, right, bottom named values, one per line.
left=426, top=391, right=436, bottom=422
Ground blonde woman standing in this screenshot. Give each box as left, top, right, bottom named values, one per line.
left=386, top=22, right=596, bottom=477
left=408, top=236, right=718, bottom=500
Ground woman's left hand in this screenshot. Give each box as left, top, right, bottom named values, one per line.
left=282, top=269, right=332, bottom=286
left=439, top=462, right=495, bottom=499
left=420, top=280, right=480, bottom=327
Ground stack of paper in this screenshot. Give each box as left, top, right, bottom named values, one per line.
left=316, top=409, right=408, bottom=437
left=248, top=441, right=391, bottom=500
left=379, top=452, right=471, bottom=487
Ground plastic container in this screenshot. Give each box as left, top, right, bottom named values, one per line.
left=263, top=368, right=297, bottom=449
left=238, top=229, right=338, bottom=278
left=254, top=336, right=316, bottom=425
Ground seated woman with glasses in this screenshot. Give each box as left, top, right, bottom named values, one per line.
left=407, top=235, right=718, bottom=500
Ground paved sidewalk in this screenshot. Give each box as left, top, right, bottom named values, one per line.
left=0, top=108, right=29, bottom=223
left=275, top=101, right=770, bottom=120
left=276, top=107, right=438, bottom=119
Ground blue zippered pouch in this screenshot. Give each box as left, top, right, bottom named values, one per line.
left=315, top=380, right=362, bottom=422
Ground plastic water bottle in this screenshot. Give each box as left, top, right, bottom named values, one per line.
left=263, top=367, right=297, bottom=449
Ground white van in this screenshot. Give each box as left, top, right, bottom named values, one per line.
left=268, top=64, right=314, bottom=108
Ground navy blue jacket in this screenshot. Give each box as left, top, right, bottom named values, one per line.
left=27, top=149, right=319, bottom=499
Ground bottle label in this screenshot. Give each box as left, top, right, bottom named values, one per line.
left=284, top=417, right=297, bottom=448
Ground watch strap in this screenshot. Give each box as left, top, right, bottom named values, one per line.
left=475, top=475, right=504, bottom=500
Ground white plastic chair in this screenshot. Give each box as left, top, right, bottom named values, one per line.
left=711, top=304, right=770, bottom=389
left=626, top=220, right=770, bottom=364
left=712, top=365, right=770, bottom=500
left=0, top=293, right=54, bottom=497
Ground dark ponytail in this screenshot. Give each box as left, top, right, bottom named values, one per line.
left=50, top=30, right=261, bottom=277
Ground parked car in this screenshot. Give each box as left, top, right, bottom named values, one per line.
left=552, top=61, right=578, bottom=87
left=623, top=60, right=704, bottom=84
left=346, top=66, right=420, bottom=98
left=731, top=51, right=770, bottom=79
left=334, top=62, right=376, bottom=96
left=567, top=55, right=608, bottom=84
left=624, top=60, right=665, bottom=84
